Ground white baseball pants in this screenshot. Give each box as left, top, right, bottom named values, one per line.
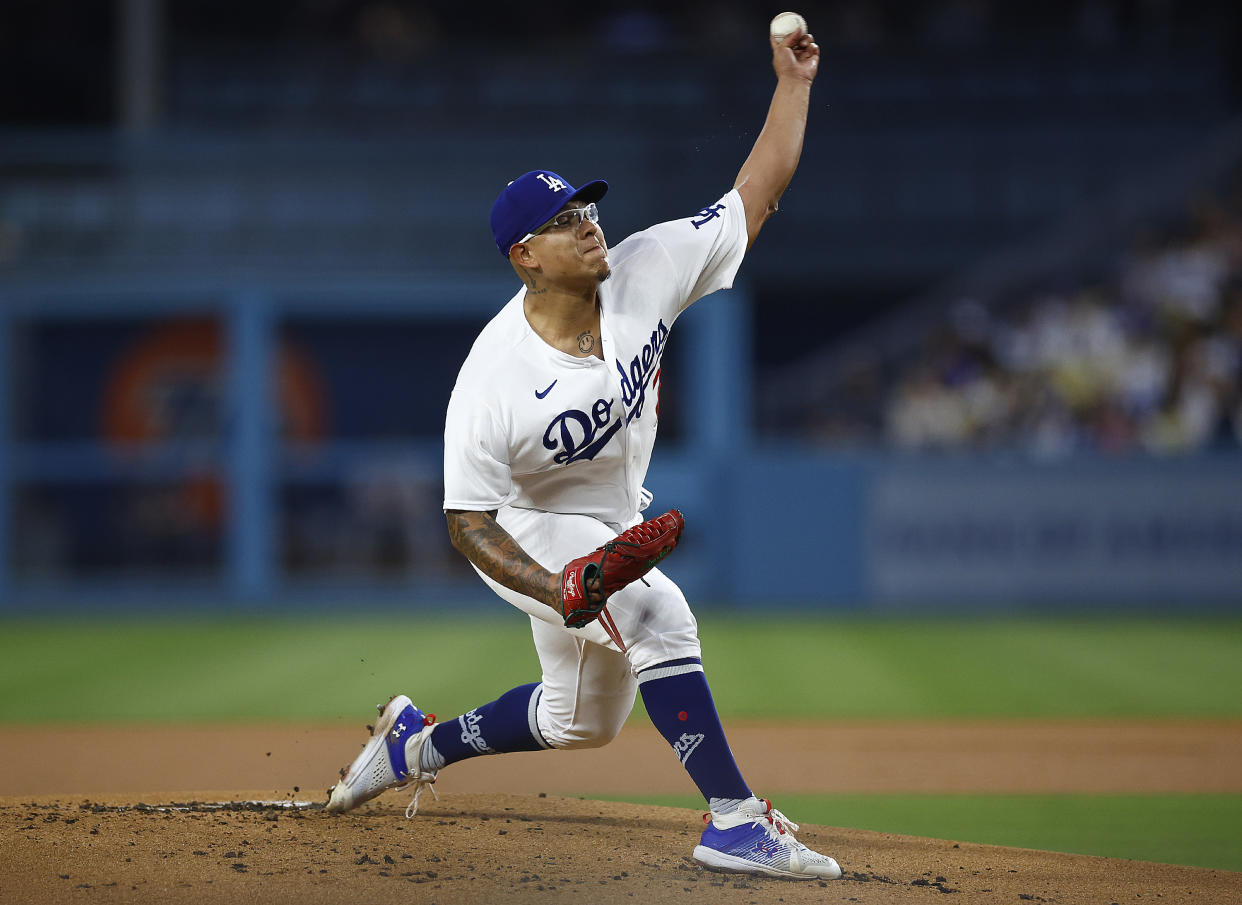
left=472, top=505, right=702, bottom=750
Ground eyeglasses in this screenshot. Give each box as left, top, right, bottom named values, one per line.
left=519, top=203, right=599, bottom=244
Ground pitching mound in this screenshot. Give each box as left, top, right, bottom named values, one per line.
left=3, top=792, right=1238, bottom=905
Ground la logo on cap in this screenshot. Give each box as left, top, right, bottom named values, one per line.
left=536, top=173, right=566, bottom=192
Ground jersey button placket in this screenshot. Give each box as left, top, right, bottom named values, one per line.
left=601, top=313, right=635, bottom=517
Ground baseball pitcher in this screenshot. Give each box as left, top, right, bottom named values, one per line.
left=326, top=20, right=840, bottom=880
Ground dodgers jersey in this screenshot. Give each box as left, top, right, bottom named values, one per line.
left=443, top=189, right=748, bottom=526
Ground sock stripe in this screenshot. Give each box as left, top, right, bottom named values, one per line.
left=421, top=730, right=446, bottom=772
left=527, top=684, right=552, bottom=750
left=637, top=661, right=704, bottom=684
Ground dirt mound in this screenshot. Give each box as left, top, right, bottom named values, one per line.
left=2, top=792, right=1238, bottom=905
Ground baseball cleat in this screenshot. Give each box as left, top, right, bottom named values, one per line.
left=693, top=797, right=842, bottom=880
left=325, top=694, right=439, bottom=817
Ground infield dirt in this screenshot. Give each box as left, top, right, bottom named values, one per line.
left=2, top=721, right=1240, bottom=904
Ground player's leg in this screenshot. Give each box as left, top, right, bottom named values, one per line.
left=418, top=615, right=635, bottom=772
left=603, top=567, right=842, bottom=880
left=417, top=682, right=549, bottom=769
left=326, top=507, right=840, bottom=877
left=525, top=614, right=637, bottom=748
left=476, top=505, right=837, bottom=879
left=326, top=508, right=634, bottom=814
left=598, top=567, right=750, bottom=806
left=325, top=611, right=634, bottom=815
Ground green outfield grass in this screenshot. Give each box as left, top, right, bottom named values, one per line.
left=608, top=792, right=1242, bottom=873
left=0, top=614, right=1240, bottom=722
left=1, top=613, right=1240, bottom=871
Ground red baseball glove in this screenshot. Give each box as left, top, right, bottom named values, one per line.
left=559, top=509, right=685, bottom=631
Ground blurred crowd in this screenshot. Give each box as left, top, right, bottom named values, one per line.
left=8, top=0, right=1231, bottom=128
left=240, top=0, right=1235, bottom=57
left=810, top=189, right=1242, bottom=456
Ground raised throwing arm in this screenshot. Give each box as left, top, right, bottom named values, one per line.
left=733, top=25, right=820, bottom=250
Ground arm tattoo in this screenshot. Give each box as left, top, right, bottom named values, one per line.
left=445, top=509, right=560, bottom=612
left=517, top=265, right=547, bottom=295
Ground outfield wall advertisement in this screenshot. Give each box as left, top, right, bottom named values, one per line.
left=719, top=454, right=1242, bottom=606
left=864, top=460, right=1242, bottom=603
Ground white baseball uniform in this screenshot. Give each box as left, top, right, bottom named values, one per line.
left=443, top=189, right=748, bottom=749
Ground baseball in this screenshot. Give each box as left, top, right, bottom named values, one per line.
left=769, top=11, right=807, bottom=43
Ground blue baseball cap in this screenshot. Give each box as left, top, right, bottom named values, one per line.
left=490, top=170, right=609, bottom=257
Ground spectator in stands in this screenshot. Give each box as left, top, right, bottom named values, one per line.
left=876, top=185, right=1242, bottom=456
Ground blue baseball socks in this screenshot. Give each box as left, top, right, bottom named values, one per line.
left=418, top=682, right=549, bottom=771
left=416, top=665, right=752, bottom=816
left=637, top=657, right=752, bottom=813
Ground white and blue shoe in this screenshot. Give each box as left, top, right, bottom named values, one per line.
left=326, top=694, right=439, bottom=817
left=693, top=797, right=842, bottom=880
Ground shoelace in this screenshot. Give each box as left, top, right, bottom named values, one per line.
left=402, top=710, right=439, bottom=819
left=763, top=803, right=801, bottom=839
left=703, top=799, right=802, bottom=843
left=403, top=771, right=439, bottom=820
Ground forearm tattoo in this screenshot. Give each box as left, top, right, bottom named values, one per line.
left=445, top=509, right=559, bottom=611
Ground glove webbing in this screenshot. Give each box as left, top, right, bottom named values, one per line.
left=598, top=538, right=656, bottom=592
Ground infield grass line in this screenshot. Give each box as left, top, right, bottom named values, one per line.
left=599, top=792, right=1242, bottom=873
left=1, top=614, right=1241, bottom=722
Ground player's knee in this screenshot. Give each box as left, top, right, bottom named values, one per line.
left=537, top=701, right=629, bottom=750
left=543, top=720, right=623, bottom=750
left=626, top=614, right=702, bottom=675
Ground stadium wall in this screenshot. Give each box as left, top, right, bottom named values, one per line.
left=2, top=283, right=1238, bottom=611
left=671, top=452, right=1242, bottom=609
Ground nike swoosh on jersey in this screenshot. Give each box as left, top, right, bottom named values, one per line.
left=535, top=380, right=558, bottom=399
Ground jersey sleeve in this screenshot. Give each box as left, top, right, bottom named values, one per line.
left=442, top=385, right=514, bottom=511
left=635, top=188, right=749, bottom=316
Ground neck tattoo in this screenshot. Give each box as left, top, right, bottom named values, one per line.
left=518, top=264, right=546, bottom=295
left=577, top=331, right=595, bottom=354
